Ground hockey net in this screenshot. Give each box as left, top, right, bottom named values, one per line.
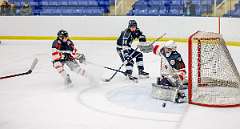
left=188, top=31, right=240, bottom=107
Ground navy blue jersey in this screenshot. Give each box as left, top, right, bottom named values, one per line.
left=160, top=48, right=185, bottom=70
left=52, top=38, right=74, bottom=51
left=117, top=28, right=143, bottom=48
left=52, top=38, right=77, bottom=61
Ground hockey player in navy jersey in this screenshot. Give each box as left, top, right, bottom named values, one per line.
left=116, top=20, right=149, bottom=80
left=52, top=30, right=86, bottom=87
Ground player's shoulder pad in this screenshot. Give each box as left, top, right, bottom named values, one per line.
left=52, top=39, right=60, bottom=48
left=67, top=39, right=74, bottom=45
left=172, top=51, right=183, bottom=61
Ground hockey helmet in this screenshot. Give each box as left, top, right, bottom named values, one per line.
left=164, top=40, right=177, bottom=50
left=128, top=20, right=137, bottom=28
left=57, top=29, right=68, bottom=38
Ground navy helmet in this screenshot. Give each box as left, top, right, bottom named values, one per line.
left=57, top=29, right=68, bottom=38
left=128, top=20, right=137, bottom=28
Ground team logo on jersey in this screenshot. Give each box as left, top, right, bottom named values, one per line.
left=170, top=60, right=175, bottom=65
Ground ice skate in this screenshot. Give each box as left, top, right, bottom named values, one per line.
left=139, top=70, right=149, bottom=79
left=64, top=74, right=73, bottom=88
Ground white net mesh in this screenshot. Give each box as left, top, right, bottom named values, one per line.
left=189, top=31, right=240, bottom=106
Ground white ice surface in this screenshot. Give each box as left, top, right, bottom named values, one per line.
left=0, top=40, right=239, bottom=129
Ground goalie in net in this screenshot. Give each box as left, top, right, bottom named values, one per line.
left=138, top=40, right=187, bottom=103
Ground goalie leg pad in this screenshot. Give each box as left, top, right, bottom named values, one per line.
left=152, top=83, right=178, bottom=102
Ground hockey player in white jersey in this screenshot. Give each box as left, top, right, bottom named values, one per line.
left=154, top=40, right=186, bottom=103
left=138, top=40, right=186, bottom=103
left=52, top=30, right=86, bottom=87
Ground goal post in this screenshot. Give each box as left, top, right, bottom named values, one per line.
left=188, top=31, right=240, bottom=107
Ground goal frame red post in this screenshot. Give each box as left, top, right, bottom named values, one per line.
left=188, top=31, right=240, bottom=107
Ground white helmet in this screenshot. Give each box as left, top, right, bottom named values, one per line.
left=164, top=40, right=177, bottom=50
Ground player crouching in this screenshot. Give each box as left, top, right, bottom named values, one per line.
left=52, top=30, right=86, bottom=87
left=138, top=40, right=186, bottom=103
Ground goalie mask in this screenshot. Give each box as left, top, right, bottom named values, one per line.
left=164, top=40, right=177, bottom=57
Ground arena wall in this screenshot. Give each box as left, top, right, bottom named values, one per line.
left=0, top=16, right=239, bottom=45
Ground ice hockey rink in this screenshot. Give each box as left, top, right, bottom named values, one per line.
left=0, top=40, right=239, bottom=129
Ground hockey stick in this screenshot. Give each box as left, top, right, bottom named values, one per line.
left=0, top=58, right=38, bottom=80
left=104, top=33, right=167, bottom=82
left=85, top=61, right=127, bottom=76
left=103, top=51, right=143, bottom=82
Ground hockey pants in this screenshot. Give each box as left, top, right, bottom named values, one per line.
left=53, top=60, right=86, bottom=79
left=117, top=47, right=144, bottom=75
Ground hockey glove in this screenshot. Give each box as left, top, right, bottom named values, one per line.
left=63, top=53, right=75, bottom=61
left=76, top=53, right=86, bottom=63
left=137, top=42, right=153, bottom=53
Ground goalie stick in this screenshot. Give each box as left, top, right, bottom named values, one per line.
left=0, top=58, right=38, bottom=80
left=104, top=33, right=167, bottom=82
left=158, top=51, right=184, bottom=103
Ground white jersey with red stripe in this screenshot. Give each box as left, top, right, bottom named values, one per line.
left=153, top=44, right=186, bottom=81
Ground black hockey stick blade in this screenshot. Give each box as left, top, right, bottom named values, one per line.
left=103, top=63, right=125, bottom=82
left=0, top=58, right=38, bottom=80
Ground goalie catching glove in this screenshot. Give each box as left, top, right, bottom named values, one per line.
left=137, top=35, right=153, bottom=53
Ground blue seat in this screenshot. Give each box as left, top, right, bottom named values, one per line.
left=51, top=8, right=62, bottom=15
left=48, top=1, right=59, bottom=6
left=148, top=7, right=159, bottom=16
left=200, top=5, right=212, bottom=13
left=68, top=0, right=79, bottom=6
left=29, top=1, right=39, bottom=6
left=60, top=1, right=69, bottom=6
left=98, top=0, right=110, bottom=6
left=78, top=1, right=89, bottom=6
left=192, top=0, right=201, bottom=5
left=133, top=8, right=148, bottom=16
left=40, top=1, right=49, bottom=6
left=170, top=6, right=183, bottom=16
left=88, top=0, right=99, bottom=6
left=134, top=0, right=148, bottom=7
left=40, top=9, right=53, bottom=15
left=148, top=0, right=164, bottom=6
left=171, top=0, right=183, bottom=5
left=61, top=8, right=74, bottom=15
left=201, top=0, right=212, bottom=5
left=231, top=10, right=240, bottom=17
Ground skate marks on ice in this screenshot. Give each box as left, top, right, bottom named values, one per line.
left=78, top=79, right=186, bottom=123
